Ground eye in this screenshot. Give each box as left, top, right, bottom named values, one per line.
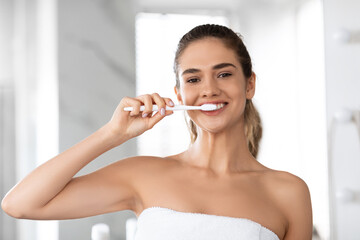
left=187, top=78, right=199, bottom=83
left=218, top=72, right=232, bottom=78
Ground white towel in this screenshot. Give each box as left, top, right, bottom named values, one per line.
left=134, top=207, right=280, bottom=240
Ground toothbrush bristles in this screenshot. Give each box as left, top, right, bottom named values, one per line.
left=202, top=104, right=218, bottom=111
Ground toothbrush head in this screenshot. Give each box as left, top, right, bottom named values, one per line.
left=200, top=104, right=218, bottom=111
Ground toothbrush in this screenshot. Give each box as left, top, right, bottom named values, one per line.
left=123, top=104, right=219, bottom=112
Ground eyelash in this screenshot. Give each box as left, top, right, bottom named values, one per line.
left=186, top=72, right=232, bottom=83
left=218, top=72, right=232, bottom=78
left=187, top=78, right=199, bottom=83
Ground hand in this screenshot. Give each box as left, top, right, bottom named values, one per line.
left=106, top=93, right=174, bottom=144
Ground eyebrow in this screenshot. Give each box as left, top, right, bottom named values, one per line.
left=181, top=62, right=237, bottom=76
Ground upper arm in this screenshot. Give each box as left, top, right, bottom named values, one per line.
left=280, top=174, right=313, bottom=240
left=33, top=156, right=143, bottom=220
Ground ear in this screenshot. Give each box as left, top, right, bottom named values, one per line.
left=174, top=86, right=183, bottom=105
left=246, top=72, right=256, bottom=99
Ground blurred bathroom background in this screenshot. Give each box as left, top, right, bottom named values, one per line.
left=0, top=0, right=359, bottom=239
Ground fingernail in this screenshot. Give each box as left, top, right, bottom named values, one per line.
left=169, top=100, right=174, bottom=106
left=142, top=113, right=148, bottom=118
left=161, top=108, right=165, bottom=116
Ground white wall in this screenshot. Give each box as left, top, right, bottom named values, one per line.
left=323, top=0, right=360, bottom=239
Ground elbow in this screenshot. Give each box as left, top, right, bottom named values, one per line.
left=1, top=195, right=27, bottom=219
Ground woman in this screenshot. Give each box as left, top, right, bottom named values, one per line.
left=2, top=24, right=312, bottom=239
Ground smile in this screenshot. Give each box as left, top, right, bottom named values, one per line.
left=200, top=102, right=228, bottom=116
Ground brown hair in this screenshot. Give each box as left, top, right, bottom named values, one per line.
left=174, top=24, right=262, bottom=158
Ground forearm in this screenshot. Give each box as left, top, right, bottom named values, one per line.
left=2, top=124, right=127, bottom=217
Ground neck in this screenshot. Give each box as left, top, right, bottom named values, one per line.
left=183, top=120, right=257, bottom=176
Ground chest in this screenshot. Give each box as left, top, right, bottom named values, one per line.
left=134, top=169, right=286, bottom=239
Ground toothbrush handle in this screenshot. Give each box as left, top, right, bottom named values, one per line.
left=123, top=105, right=200, bottom=111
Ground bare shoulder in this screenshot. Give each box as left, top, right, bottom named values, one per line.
left=111, top=154, right=176, bottom=186
left=261, top=170, right=311, bottom=208
left=114, top=155, right=172, bottom=171
left=109, top=155, right=170, bottom=180
left=262, top=170, right=313, bottom=239
left=262, top=170, right=310, bottom=196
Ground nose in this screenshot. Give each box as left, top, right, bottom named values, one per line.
left=201, top=77, right=221, bottom=97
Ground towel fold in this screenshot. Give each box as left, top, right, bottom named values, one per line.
left=134, top=207, right=280, bottom=240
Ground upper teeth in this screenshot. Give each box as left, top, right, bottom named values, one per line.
left=216, top=103, right=226, bottom=109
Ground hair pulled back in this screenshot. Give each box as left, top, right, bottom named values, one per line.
left=174, top=24, right=262, bottom=158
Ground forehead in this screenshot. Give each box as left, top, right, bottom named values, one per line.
left=178, top=38, right=239, bottom=70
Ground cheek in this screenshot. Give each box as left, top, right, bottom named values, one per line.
left=223, top=79, right=245, bottom=98
left=225, top=82, right=247, bottom=112
left=234, top=88, right=247, bottom=106
left=180, top=86, right=197, bottom=105
left=233, top=87, right=246, bottom=100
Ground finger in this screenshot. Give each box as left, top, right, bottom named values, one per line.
left=151, top=93, right=166, bottom=116
left=165, top=110, right=174, bottom=116
left=137, top=94, right=153, bottom=118
left=123, top=97, right=142, bottom=116
left=163, top=98, right=174, bottom=115
left=164, top=98, right=175, bottom=107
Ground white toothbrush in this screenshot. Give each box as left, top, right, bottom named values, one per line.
left=123, top=104, right=218, bottom=112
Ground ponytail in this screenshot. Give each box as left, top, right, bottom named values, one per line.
left=244, top=99, right=262, bottom=158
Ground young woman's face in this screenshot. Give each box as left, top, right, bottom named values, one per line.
left=175, top=37, right=255, bottom=133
